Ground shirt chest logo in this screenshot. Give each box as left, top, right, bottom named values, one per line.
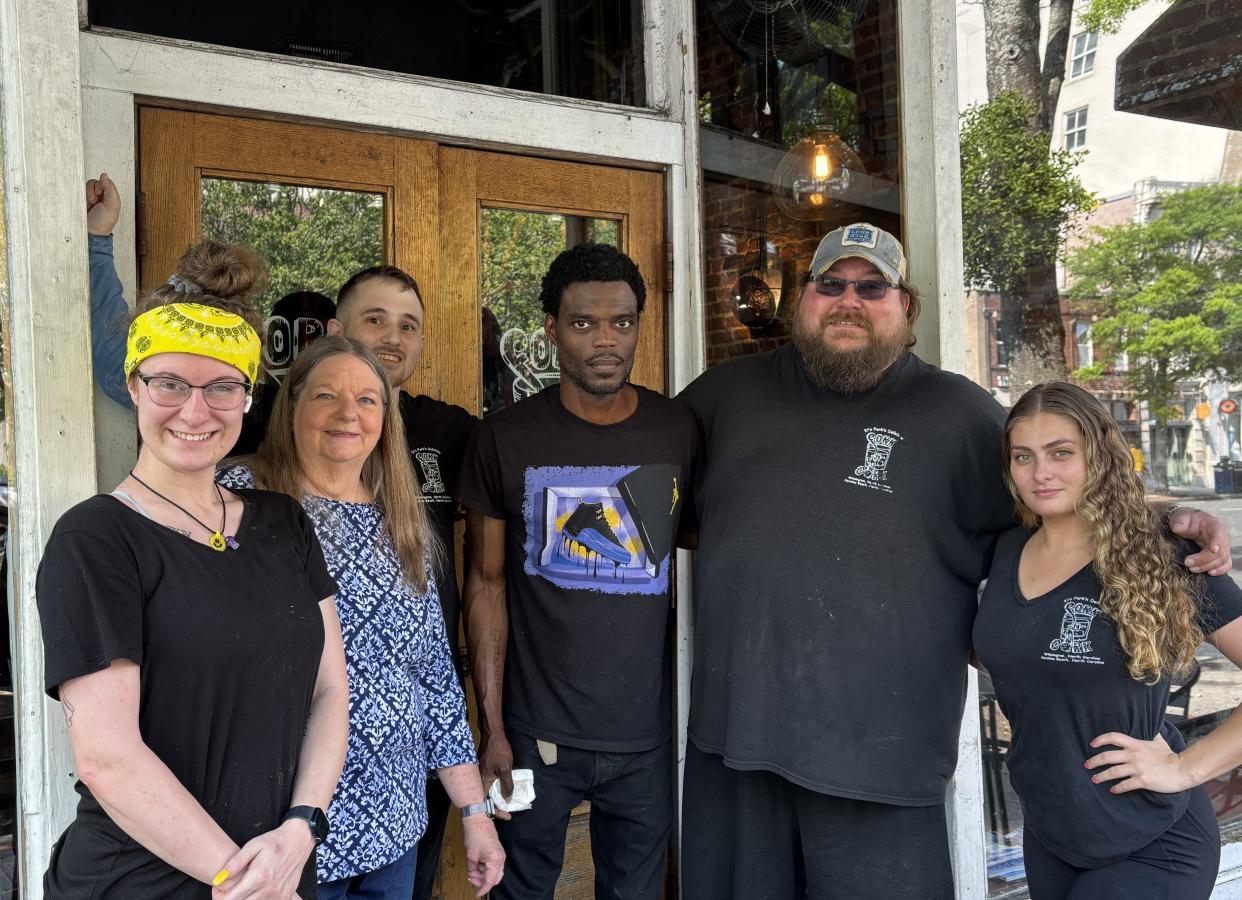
left=843, top=427, right=902, bottom=493
left=411, top=447, right=447, bottom=500
left=1042, top=597, right=1104, bottom=665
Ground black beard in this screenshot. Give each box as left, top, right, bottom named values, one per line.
left=562, top=360, right=633, bottom=396
left=791, top=313, right=908, bottom=393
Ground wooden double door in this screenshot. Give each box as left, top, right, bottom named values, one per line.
left=138, top=106, right=667, bottom=898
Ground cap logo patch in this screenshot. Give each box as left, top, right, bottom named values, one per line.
left=841, top=225, right=878, bottom=249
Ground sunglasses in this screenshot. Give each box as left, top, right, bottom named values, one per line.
left=811, top=275, right=898, bottom=301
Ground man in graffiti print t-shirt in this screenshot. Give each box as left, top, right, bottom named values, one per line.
left=458, top=243, right=696, bottom=899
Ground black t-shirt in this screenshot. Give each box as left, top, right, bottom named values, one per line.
left=974, top=526, right=1242, bottom=867
left=399, top=392, right=477, bottom=639
left=230, top=388, right=476, bottom=638
left=457, top=384, right=697, bottom=751
left=37, top=491, right=337, bottom=899
left=679, top=345, right=1012, bottom=805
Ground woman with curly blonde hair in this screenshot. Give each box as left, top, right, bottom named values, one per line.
left=974, top=381, right=1242, bottom=899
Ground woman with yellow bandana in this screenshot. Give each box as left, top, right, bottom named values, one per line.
left=35, top=241, right=350, bottom=899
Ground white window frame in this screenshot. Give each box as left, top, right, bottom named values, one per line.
left=1075, top=320, right=1093, bottom=367
left=1069, top=30, right=1098, bottom=78
left=1065, top=106, right=1088, bottom=150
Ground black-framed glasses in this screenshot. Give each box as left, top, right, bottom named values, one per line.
left=811, top=275, right=898, bottom=301
left=135, top=373, right=251, bottom=410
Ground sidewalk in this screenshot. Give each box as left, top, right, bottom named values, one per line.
left=1147, top=486, right=1242, bottom=503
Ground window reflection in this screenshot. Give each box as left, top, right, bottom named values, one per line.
left=479, top=208, right=620, bottom=415
left=696, top=0, right=901, bottom=366
left=200, top=178, right=384, bottom=384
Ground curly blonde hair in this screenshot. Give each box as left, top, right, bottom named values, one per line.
left=1003, top=382, right=1201, bottom=682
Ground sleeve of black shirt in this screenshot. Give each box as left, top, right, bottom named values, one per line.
left=1192, top=563, right=1242, bottom=635
left=456, top=417, right=506, bottom=519
left=36, top=518, right=145, bottom=699
left=289, top=497, right=338, bottom=602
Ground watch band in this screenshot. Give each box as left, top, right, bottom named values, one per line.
left=460, top=800, right=494, bottom=819
left=283, top=805, right=329, bottom=845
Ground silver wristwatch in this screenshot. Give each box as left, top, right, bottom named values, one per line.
left=460, top=799, right=495, bottom=819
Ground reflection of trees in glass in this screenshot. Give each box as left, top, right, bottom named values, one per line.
left=480, top=210, right=620, bottom=336
left=200, top=179, right=384, bottom=320
left=481, top=209, right=568, bottom=337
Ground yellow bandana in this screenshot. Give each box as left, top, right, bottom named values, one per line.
left=125, top=303, right=261, bottom=383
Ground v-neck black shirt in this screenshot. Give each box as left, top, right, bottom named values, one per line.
left=974, top=525, right=1242, bottom=867
left=37, top=490, right=337, bottom=898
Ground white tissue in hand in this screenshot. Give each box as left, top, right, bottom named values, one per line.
left=489, top=769, right=535, bottom=812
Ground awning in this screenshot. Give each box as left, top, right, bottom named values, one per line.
left=1115, top=0, right=1242, bottom=130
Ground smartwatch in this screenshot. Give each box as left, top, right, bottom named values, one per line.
left=460, top=799, right=495, bottom=819
left=283, top=806, right=330, bottom=845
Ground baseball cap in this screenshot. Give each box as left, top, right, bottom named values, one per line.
left=810, top=223, right=907, bottom=284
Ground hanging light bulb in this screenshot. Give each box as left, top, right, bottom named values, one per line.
left=773, top=127, right=865, bottom=222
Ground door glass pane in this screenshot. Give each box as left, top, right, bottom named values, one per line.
left=480, top=208, right=621, bottom=416
left=200, top=177, right=385, bottom=384
left=88, top=0, right=645, bottom=107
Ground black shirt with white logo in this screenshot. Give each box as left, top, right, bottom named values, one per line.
left=399, top=392, right=477, bottom=639
left=679, top=345, right=1011, bottom=805
left=457, top=384, right=697, bottom=751
left=974, top=526, right=1242, bottom=867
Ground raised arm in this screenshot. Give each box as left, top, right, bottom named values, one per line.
left=86, top=174, right=133, bottom=409
left=463, top=509, right=512, bottom=799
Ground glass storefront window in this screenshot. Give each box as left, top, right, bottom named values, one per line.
left=696, top=0, right=901, bottom=366
left=200, top=177, right=385, bottom=384
left=479, top=207, right=620, bottom=415
left=88, top=0, right=645, bottom=107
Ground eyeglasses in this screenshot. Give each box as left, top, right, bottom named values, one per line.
left=811, top=275, right=898, bottom=301
left=135, top=373, right=251, bottom=410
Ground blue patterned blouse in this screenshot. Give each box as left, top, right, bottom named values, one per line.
left=218, top=465, right=476, bottom=882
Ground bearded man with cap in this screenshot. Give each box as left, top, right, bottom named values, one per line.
left=676, top=223, right=1233, bottom=899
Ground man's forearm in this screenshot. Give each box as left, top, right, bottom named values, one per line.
left=464, top=575, right=508, bottom=737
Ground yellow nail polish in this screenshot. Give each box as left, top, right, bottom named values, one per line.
left=212, top=869, right=230, bottom=886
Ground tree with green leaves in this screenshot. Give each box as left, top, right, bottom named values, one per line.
left=1069, top=182, right=1242, bottom=490
left=960, top=91, right=1095, bottom=389
left=971, top=0, right=1156, bottom=391
left=200, top=179, right=385, bottom=320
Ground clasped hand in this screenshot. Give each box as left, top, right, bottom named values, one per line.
left=1085, top=731, right=1193, bottom=795
left=212, top=819, right=315, bottom=900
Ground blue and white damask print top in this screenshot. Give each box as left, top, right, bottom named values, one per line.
left=218, top=466, right=476, bottom=882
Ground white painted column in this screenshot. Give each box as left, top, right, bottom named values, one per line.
left=0, top=0, right=99, bottom=895
left=899, top=0, right=968, bottom=376
left=645, top=0, right=706, bottom=890
left=81, top=86, right=139, bottom=490
left=898, top=0, right=988, bottom=896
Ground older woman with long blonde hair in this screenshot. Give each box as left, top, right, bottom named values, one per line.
left=974, top=381, right=1242, bottom=898
left=219, top=336, right=503, bottom=899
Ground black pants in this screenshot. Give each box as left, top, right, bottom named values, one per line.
left=491, top=732, right=672, bottom=900
left=682, top=742, right=954, bottom=900
left=410, top=775, right=451, bottom=900
left=1023, top=786, right=1220, bottom=899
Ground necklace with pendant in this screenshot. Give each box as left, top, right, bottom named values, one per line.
left=129, top=471, right=239, bottom=551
